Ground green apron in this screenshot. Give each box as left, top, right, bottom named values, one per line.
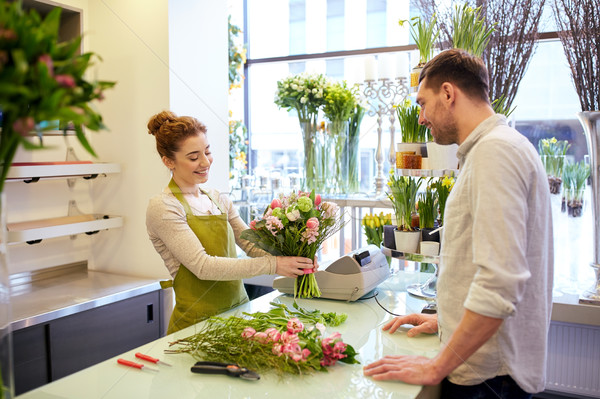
left=162, top=179, right=248, bottom=334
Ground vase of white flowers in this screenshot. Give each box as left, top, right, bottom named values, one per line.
left=275, top=73, right=328, bottom=191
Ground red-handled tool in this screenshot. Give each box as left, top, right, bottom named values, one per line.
left=117, top=358, right=159, bottom=372
left=135, top=352, right=172, bottom=367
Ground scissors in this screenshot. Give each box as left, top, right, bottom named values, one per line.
left=191, top=361, right=260, bottom=381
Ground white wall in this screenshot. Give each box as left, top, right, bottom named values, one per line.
left=6, top=0, right=229, bottom=279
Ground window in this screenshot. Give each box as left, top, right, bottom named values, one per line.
left=238, top=0, right=594, bottom=293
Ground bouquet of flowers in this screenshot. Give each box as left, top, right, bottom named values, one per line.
left=167, top=302, right=359, bottom=375
left=241, top=191, right=345, bottom=298
left=274, top=72, right=328, bottom=123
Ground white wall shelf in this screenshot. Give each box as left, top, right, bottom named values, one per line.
left=7, top=214, right=123, bottom=245
left=6, top=162, right=121, bottom=183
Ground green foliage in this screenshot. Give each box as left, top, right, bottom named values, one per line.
left=431, top=176, right=454, bottom=226
left=450, top=4, right=495, bottom=57
left=387, top=173, right=423, bottom=231
left=0, top=1, right=115, bottom=192
left=563, top=160, right=590, bottom=196
left=538, top=137, right=570, bottom=178
left=323, top=81, right=358, bottom=123
left=417, top=183, right=438, bottom=229
left=491, top=94, right=516, bottom=118
left=399, top=15, right=439, bottom=65
left=228, top=15, right=246, bottom=88
left=396, top=99, right=431, bottom=143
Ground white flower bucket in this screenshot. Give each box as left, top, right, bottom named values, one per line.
left=426, top=142, right=459, bottom=170
left=394, top=229, right=421, bottom=254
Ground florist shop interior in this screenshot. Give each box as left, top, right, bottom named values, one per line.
left=1, top=0, right=599, bottom=398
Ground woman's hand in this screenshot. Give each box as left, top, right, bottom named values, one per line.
left=275, top=256, right=319, bottom=278
left=382, top=313, right=438, bottom=337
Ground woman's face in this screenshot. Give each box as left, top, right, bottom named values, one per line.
left=165, top=132, right=213, bottom=187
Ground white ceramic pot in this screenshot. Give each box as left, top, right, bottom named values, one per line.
left=426, top=142, right=459, bottom=170
left=420, top=241, right=440, bottom=256
left=394, top=229, right=421, bottom=254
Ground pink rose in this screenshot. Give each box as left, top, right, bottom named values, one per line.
left=314, top=194, right=322, bottom=206
left=271, top=198, right=282, bottom=209
left=306, top=217, right=319, bottom=230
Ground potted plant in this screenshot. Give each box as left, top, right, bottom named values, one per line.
left=0, top=2, right=115, bottom=397
left=387, top=171, right=423, bottom=253
left=417, top=183, right=439, bottom=243
left=399, top=15, right=439, bottom=89
left=564, top=160, right=590, bottom=217
left=432, top=175, right=455, bottom=229
left=450, top=4, right=495, bottom=57
left=538, top=137, right=570, bottom=194
left=395, top=99, right=430, bottom=169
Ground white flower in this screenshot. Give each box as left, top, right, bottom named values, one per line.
left=312, top=88, right=317, bottom=94
left=286, top=209, right=300, bottom=221
left=300, top=97, right=308, bottom=104
left=291, top=83, right=298, bottom=90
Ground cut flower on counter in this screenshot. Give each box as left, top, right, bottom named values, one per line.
left=240, top=191, right=345, bottom=298
left=166, top=302, right=359, bottom=375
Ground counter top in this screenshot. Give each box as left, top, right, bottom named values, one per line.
left=11, top=266, right=161, bottom=330
left=17, top=274, right=442, bottom=399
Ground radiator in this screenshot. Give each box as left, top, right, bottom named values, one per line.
left=545, top=321, right=600, bottom=398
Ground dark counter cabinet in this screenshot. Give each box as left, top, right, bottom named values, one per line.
left=13, top=290, right=162, bottom=395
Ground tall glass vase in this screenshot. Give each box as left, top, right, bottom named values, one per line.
left=299, top=117, right=319, bottom=192
left=328, top=120, right=349, bottom=194
left=577, top=111, right=600, bottom=305
left=0, top=191, right=14, bottom=398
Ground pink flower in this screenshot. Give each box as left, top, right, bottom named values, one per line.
left=272, top=344, right=284, bottom=356
left=314, top=194, right=322, bottom=206
left=249, top=220, right=257, bottom=230
left=55, top=74, right=76, bottom=88
left=306, top=217, right=319, bottom=230
left=12, top=117, right=35, bottom=136
left=265, top=215, right=283, bottom=236
left=320, top=332, right=348, bottom=366
left=280, top=331, right=299, bottom=345
left=38, top=54, right=54, bottom=76
left=241, top=327, right=256, bottom=339
left=301, top=229, right=319, bottom=244
left=271, top=198, right=282, bottom=209
left=265, top=327, right=281, bottom=343
left=253, top=331, right=268, bottom=344
left=320, top=201, right=339, bottom=219
left=287, top=318, right=304, bottom=334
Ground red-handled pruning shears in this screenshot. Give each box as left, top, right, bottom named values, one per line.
left=135, top=352, right=172, bottom=367
left=117, top=358, right=158, bottom=372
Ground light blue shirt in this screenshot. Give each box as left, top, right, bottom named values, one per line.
left=437, top=114, right=554, bottom=393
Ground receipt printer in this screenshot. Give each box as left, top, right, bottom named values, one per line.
left=272, top=245, right=390, bottom=301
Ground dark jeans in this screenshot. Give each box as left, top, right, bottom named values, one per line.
left=441, top=375, right=532, bottom=399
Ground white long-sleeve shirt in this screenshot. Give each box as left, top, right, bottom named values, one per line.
left=437, top=114, right=554, bottom=393
left=146, top=187, right=277, bottom=280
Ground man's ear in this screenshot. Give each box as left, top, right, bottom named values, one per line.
left=440, top=82, right=456, bottom=104
left=162, top=155, right=174, bottom=170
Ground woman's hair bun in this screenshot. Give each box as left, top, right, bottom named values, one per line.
left=147, top=110, right=178, bottom=136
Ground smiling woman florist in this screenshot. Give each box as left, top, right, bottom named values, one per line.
left=145, top=110, right=318, bottom=333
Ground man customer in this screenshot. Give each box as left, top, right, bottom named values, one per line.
left=363, top=49, right=554, bottom=399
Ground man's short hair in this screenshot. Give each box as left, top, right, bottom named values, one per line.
left=419, top=49, right=490, bottom=103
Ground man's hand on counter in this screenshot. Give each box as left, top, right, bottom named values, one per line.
left=363, top=313, right=442, bottom=385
